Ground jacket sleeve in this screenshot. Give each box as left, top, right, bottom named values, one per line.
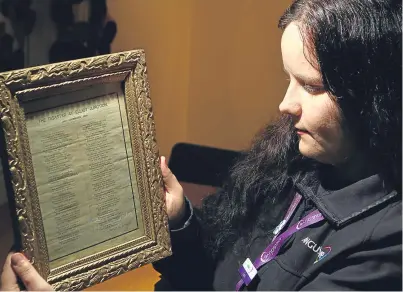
left=153, top=198, right=216, bottom=290
left=300, top=203, right=402, bottom=291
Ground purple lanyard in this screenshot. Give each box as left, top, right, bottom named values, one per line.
left=272, top=193, right=302, bottom=240
left=235, top=193, right=325, bottom=291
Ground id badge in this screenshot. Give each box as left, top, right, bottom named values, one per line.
left=238, top=258, right=258, bottom=286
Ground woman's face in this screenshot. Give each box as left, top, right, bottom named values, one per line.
left=279, top=22, right=354, bottom=165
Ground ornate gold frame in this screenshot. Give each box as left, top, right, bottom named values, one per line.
left=0, top=50, right=171, bottom=290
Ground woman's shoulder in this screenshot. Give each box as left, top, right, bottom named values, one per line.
left=368, top=197, right=401, bottom=243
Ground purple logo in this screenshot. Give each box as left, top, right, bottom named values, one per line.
left=314, top=246, right=331, bottom=263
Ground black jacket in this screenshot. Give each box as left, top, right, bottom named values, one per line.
left=154, top=174, right=402, bottom=290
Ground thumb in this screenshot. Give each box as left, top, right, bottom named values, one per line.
left=11, top=253, right=53, bottom=291
left=1, top=253, right=19, bottom=291
left=160, top=156, right=180, bottom=192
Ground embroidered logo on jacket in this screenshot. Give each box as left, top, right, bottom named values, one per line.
left=301, top=237, right=331, bottom=263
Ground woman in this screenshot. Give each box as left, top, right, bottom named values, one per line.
left=1, top=0, right=401, bottom=290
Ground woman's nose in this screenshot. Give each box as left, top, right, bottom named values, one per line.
left=279, top=88, right=302, bottom=117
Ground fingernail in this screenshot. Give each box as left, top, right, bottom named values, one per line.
left=11, top=253, right=25, bottom=266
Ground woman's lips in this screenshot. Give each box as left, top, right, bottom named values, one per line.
left=296, top=129, right=309, bottom=135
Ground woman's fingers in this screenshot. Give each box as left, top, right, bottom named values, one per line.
left=1, top=253, right=20, bottom=291
left=160, top=156, right=180, bottom=192
left=10, top=253, right=53, bottom=291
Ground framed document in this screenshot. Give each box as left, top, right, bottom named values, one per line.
left=0, top=50, right=171, bottom=290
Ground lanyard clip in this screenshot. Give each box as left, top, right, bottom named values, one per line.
left=273, top=220, right=286, bottom=236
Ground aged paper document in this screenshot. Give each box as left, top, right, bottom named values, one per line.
left=25, top=88, right=140, bottom=263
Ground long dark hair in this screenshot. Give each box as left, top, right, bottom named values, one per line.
left=279, top=0, right=402, bottom=190
left=198, top=0, right=402, bottom=261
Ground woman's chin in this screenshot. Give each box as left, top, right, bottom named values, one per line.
left=298, top=140, right=313, bottom=158
left=298, top=141, right=326, bottom=164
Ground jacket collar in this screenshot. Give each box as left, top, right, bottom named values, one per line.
left=294, top=171, right=399, bottom=227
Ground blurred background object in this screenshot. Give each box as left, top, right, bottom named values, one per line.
left=0, top=0, right=117, bottom=69
left=49, top=0, right=117, bottom=62
left=168, top=142, right=242, bottom=207
left=0, top=0, right=36, bottom=71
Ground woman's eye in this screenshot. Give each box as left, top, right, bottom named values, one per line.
left=303, top=84, right=325, bottom=94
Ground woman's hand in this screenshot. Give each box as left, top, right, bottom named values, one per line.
left=160, top=156, right=186, bottom=226
left=1, top=252, right=53, bottom=291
